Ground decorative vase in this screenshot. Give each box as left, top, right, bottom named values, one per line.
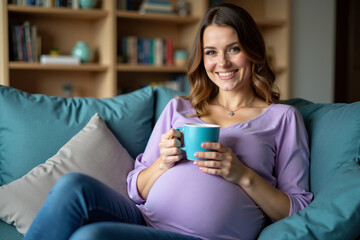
left=72, top=41, right=93, bottom=63
left=79, top=0, right=96, bottom=9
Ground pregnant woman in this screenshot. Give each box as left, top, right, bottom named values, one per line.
left=24, top=3, right=313, bottom=240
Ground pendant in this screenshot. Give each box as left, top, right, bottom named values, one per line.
left=229, top=111, right=234, bottom=117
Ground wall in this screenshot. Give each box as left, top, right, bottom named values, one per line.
left=290, top=0, right=336, bottom=103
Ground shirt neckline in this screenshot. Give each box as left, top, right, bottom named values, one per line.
left=193, top=103, right=275, bottom=130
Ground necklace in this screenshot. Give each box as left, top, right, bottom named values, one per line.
left=217, top=96, right=256, bottom=117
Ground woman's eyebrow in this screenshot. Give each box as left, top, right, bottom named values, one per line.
left=203, top=41, right=239, bottom=50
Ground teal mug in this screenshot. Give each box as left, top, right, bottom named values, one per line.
left=176, top=123, right=220, bottom=161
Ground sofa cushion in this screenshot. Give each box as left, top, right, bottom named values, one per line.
left=287, top=99, right=360, bottom=196
left=0, top=85, right=153, bottom=185
left=154, top=86, right=186, bottom=124
left=0, top=220, right=22, bottom=240
left=258, top=159, right=360, bottom=240
left=0, top=113, right=134, bottom=235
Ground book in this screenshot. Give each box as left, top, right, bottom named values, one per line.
left=139, top=0, right=174, bottom=14
left=31, top=25, right=38, bottom=62
left=16, top=25, right=25, bottom=61
left=127, top=36, right=137, bottom=64
left=23, top=21, right=33, bottom=62
left=165, top=38, right=173, bottom=66
left=119, top=36, right=174, bottom=66
left=40, top=55, right=80, bottom=65
left=154, top=38, right=163, bottom=66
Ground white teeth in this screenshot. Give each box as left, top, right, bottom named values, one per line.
left=219, top=71, right=234, bottom=77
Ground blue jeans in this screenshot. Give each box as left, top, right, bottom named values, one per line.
left=24, top=173, right=200, bottom=240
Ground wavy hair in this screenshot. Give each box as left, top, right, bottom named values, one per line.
left=183, top=3, right=280, bottom=116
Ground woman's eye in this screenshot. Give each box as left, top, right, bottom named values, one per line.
left=229, top=47, right=241, bottom=53
left=205, top=50, right=216, bottom=55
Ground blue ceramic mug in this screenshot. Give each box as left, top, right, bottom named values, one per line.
left=176, top=123, right=220, bottom=161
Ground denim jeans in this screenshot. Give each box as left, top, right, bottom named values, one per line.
left=24, top=173, right=200, bottom=240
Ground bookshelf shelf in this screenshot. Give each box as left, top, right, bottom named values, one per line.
left=9, top=62, right=108, bottom=71
left=117, top=10, right=199, bottom=24
left=117, top=64, right=186, bottom=72
left=8, top=4, right=108, bottom=20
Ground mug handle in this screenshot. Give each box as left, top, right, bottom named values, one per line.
left=175, top=127, right=185, bottom=151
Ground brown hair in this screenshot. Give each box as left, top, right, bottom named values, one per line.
left=183, top=3, right=280, bottom=116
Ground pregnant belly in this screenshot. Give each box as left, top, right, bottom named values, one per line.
left=141, top=160, right=265, bottom=240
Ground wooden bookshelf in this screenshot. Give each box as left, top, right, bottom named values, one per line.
left=0, top=0, right=290, bottom=98
left=117, top=64, right=186, bottom=73
left=9, top=62, right=108, bottom=71
left=8, top=5, right=108, bottom=19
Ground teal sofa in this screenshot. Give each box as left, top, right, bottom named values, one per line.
left=0, top=85, right=359, bottom=240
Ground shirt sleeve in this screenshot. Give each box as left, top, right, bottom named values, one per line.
left=127, top=99, right=176, bottom=204
left=275, top=107, right=313, bottom=216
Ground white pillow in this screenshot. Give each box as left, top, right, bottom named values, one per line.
left=0, top=113, right=134, bottom=235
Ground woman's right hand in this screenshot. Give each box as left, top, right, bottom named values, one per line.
left=158, top=128, right=183, bottom=170
left=137, top=128, right=183, bottom=200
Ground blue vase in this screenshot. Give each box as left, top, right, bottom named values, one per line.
left=79, top=0, right=96, bottom=9
left=72, top=41, right=93, bottom=63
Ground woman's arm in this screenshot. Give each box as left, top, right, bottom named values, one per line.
left=137, top=129, right=182, bottom=200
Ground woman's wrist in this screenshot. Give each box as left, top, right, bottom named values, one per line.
left=238, top=167, right=254, bottom=188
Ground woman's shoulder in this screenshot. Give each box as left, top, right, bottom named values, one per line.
left=167, top=97, right=191, bottom=108
left=270, top=103, right=299, bottom=116
left=165, top=97, right=194, bottom=114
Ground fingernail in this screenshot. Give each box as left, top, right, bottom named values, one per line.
left=194, top=153, right=199, bottom=157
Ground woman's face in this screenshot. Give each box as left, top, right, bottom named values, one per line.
left=202, top=25, right=252, bottom=92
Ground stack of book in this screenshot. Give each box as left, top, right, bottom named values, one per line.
left=139, top=0, right=174, bottom=15
left=120, top=36, right=174, bottom=66
left=9, top=0, right=80, bottom=9
left=9, top=21, right=40, bottom=62
left=40, top=55, right=80, bottom=65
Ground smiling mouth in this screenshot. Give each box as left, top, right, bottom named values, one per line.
left=217, top=70, right=238, bottom=78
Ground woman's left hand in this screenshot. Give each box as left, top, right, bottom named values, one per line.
left=193, top=142, right=248, bottom=185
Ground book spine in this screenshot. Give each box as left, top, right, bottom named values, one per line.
left=149, top=39, right=155, bottom=65
left=143, top=38, right=150, bottom=64
left=154, top=38, right=163, bottom=66
left=72, top=0, right=79, bottom=9
left=23, top=21, right=33, bottom=62
left=137, top=38, right=145, bottom=64
left=31, top=25, right=38, bottom=62
left=16, top=25, right=25, bottom=61
left=165, top=38, right=173, bottom=66
left=126, top=36, right=137, bottom=64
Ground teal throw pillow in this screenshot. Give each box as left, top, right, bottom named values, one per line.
left=0, top=86, right=154, bottom=185
left=154, top=86, right=187, bottom=124
left=288, top=100, right=360, bottom=196
left=258, top=159, right=360, bottom=240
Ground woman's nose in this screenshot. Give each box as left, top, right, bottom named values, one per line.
left=218, top=53, right=230, bottom=67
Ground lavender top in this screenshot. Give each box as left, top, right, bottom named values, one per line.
left=127, top=98, right=313, bottom=240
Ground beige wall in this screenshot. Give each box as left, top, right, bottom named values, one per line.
left=290, top=0, right=336, bottom=103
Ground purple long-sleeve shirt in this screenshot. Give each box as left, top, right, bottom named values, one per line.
left=127, top=97, right=313, bottom=240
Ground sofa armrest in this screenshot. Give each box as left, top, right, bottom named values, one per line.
left=258, top=159, right=360, bottom=240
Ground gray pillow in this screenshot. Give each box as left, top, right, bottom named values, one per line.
left=0, top=113, right=134, bottom=235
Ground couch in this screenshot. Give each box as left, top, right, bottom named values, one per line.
left=0, top=85, right=359, bottom=240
